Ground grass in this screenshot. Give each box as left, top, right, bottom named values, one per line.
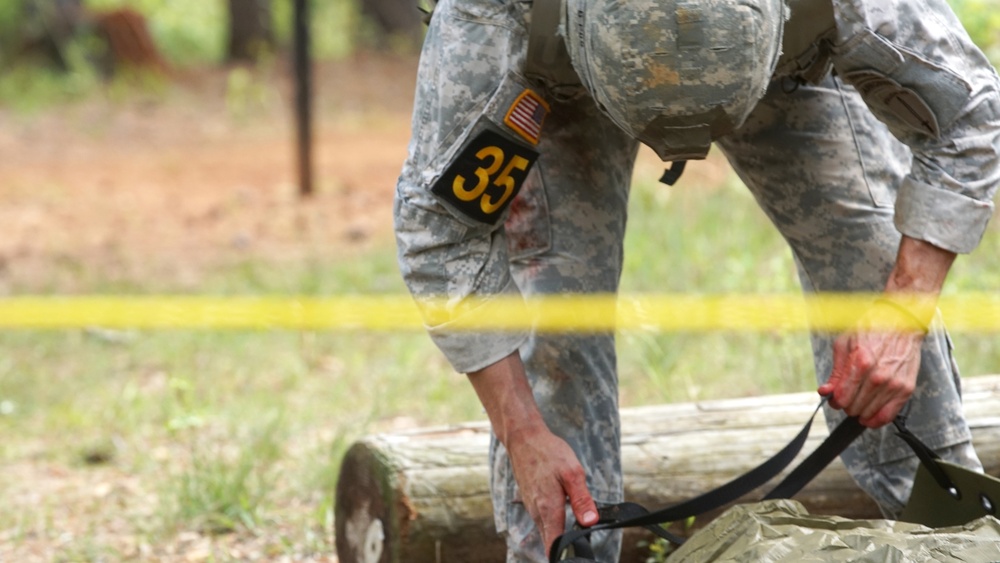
left=0, top=327, right=471, bottom=559
left=622, top=158, right=1000, bottom=399
left=163, top=411, right=285, bottom=535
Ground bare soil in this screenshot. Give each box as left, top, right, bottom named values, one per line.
left=0, top=52, right=418, bottom=293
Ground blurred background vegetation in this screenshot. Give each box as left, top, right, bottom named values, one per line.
left=0, top=0, right=424, bottom=111
left=0, top=0, right=996, bottom=110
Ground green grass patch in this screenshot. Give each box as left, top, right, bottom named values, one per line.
left=161, top=412, right=285, bottom=535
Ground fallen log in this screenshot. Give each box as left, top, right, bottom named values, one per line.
left=335, top=375, right=1000, bottom=563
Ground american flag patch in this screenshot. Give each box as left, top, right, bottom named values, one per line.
left=504, top=89, right=549, bottom=145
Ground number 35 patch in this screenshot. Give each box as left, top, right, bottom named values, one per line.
left=432, top=128, right=539, bottom=224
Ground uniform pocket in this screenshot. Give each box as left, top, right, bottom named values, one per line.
left=834, top=30, right=972, bottom=141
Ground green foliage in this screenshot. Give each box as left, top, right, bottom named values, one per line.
left=621, top=165, right=800, bottom=294
left=0, top=57, right=97, bottom=111
left=80, top=0, right=359, bottom=65
left=272, top=0, right=361, bottom=61
left=0, top=0, right=364, bottom=110
left=950, top=0, right=1000, bottom=64
left=225, top=63, right=276, bottom=121
left=0, top=324, right=472, bottom=554
left=85, top=0, right=227, bottom=64
left=616, top=162, right=1000, bottom=403
left=2, top=0, right=998, bottom=69
left=0, top=0, right=25, bottom=66
left=617, top=161, right=815, bottom=403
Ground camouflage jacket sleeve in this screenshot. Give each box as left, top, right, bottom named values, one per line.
left=830, top=0, right=1000, bottom=254
left=390, top=0, right=543, bottom=375
left=395, top=168, right=530, bottom=375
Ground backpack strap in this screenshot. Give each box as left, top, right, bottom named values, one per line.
left=524, top=0, right=581, bottom=88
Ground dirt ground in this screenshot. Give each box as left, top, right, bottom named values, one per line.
left=0, top=52, right=419, bottom=293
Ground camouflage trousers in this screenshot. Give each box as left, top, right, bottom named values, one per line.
left=405, top=1, right=983, bottom=562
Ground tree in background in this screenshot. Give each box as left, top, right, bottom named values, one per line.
left=15, top=0, right=85, bottom=69
left=227, top=0, right=273, bottom=62
left=5, top=0, right=167, bottom=75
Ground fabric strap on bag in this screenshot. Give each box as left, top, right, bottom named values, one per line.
left=524, top=0, right=580, bottom=88
left=548, top=400, right=867, bottom=562
left=776, top=0, right=837, bottom=83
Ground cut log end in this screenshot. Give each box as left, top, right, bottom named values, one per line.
left=335, top=442, right=404, bottom=563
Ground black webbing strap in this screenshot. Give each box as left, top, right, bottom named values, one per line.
left=893, top=416, right=958, bottom=495
left=763, top=415, right=866, bottom=499
left=549, top=400, right=867, bottom=563
left=596, top=502, right=687, bottom=545
left=658, top=161, right=687, bottom=186
left=418, top=0, right=437, bottom=25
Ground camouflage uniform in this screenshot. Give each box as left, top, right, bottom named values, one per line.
left=393, top=0, right=1000, bottom=561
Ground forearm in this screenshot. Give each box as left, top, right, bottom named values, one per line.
left=467, top=351, right=549, bottom=447
left=882, top=235, right=957, bottom=326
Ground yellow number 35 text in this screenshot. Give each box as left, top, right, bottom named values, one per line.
left=452, top=146, right=530, bottom=214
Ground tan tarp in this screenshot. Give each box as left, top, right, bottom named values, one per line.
left=668, top=499, right=1000, bottom=562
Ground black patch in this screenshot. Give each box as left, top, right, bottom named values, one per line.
left=432, top=128, right=539, bottom=225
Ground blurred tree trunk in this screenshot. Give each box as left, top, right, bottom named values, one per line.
left=18, top=0, right=85, bottom=70
left=227, top=0, right=273, bottom=62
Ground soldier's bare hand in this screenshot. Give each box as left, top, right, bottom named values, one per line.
left=818, top=302, right=925, bottom=428
left=507, top=427, right=599, bottom=556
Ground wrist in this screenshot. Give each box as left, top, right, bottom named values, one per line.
left=872, top=296, right=930, bottom=334
left=504, top=419, right=553, bottom=453
left=880, top=236, right=954, bottom=328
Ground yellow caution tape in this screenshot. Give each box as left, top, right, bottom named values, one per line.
left=0, top=293, right=998, bottom=332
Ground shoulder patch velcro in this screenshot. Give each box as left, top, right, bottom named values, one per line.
left=504, top=89, right=549, bottom=145
left=432, top=128, right=539, bottom=224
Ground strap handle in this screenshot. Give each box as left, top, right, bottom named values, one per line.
left=549, top=400, right=866, bottom=562
left=893, top=416, right=960, bottom=498
left=524, top=0, right=581, bottom=87
left=763, top=414, right=866, bottom=499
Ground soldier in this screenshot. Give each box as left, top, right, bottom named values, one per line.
left=393, top=0, right=1000, bottom=561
